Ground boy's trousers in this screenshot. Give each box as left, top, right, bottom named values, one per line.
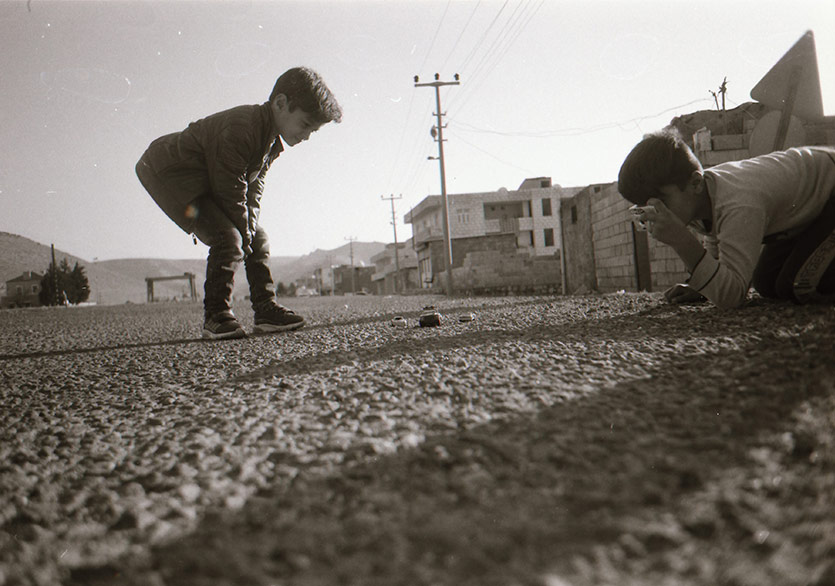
left=753, top=189, right=835, bottom=301
left=135, top=160, right=276, bottom=316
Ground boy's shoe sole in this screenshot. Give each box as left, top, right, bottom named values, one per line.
left=252, top=320, right=305, bottom=334
left=793, top=231, right=835, bottom=303
left=202, top=326, right=246, bottom=340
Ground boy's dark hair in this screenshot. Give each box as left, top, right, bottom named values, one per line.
left=270, top=67, right=343, bottom=124
left=617, top=129, right=701, bottom=205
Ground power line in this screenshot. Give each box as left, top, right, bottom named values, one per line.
left=447, top=129, right=537, bottom=175
left=459, top=0, right=528, bottom=90
left=450, top=0, right=544, bottom=113
left=418, top=0, right=453, bottom=75
left=457, top=0, right=510, bottom=76
left=439, top=0, right=483, bottom=73
left=387, top=0, right=453, bottom=196
left=450, top=98, right=714, bottom=138
left=385, top=92, right=425, bottom=193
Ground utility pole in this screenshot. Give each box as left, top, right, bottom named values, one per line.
left=330, top=255, right=335, bottom=296
left=345, top=236, right=357, bottom=294
left=50, top=243, right=59, bottom=306
left=415, top=73, right=460, bottom=296
left=381, top=194, right=403, bottom=294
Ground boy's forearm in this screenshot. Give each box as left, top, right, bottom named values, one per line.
left=668, top=228, right=707, bottom=272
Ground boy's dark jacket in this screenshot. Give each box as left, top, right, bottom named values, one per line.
left=141, top=102, right=284, bottom=246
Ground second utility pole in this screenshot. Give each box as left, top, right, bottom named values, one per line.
left=345, top=236, right=357, bottom=294
left=381, top=193, right=403, bottom=294
left=415, top=73, right=460, bottom=296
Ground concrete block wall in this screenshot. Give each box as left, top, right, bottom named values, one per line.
left=452, top=234, right=518, bottom=266
left=648, top=239, right=689, bottom=291
left=560, top=189, right=597, bottom=294
left=454, top=247, right=561, bottom=294
left=590, top=183, right=637, bottom=292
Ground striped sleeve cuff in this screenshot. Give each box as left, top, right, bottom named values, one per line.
left=688, top=250, right=720, bottom=292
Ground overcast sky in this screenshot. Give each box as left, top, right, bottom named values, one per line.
left=2, top=0, right=834, bottom=260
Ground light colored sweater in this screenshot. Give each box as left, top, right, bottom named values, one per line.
left=689, top=146, right=835, bottom=308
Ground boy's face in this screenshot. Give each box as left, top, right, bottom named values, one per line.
left=272, top=94, right=324, bottom=147
left=655, top=172, right=706, bottom=224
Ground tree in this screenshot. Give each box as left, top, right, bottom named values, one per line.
left=67, top=262, right=91, bottom=304
left=40, top=258, right=91, bottom=306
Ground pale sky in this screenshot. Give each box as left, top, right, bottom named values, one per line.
left=2, top=0, right=834, bottom=260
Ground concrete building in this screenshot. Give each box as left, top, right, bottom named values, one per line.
left=404, top=178, right=582, bottom=294
left=370, top=243, right=419, bottom=295
left=1, top=271, right=43, bottom=309
left=332, top=264, right=375, bottom=295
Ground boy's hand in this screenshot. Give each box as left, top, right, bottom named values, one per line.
left=645, top=198, right=687, bottom=245
left=644, top=197, right=706, bottom=273
left=664, top=283, right=706, bottom=304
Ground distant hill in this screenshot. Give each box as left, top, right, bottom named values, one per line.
left=275, top=242, right=386, bottom=285
left=0, top=232, right=386, bottom=306
left=0, top=233, right=87, bottom=283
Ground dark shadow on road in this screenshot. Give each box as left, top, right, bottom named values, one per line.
left=86, top=300, right=835, bottom=586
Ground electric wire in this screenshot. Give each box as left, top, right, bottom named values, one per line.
left=450, top=98, right=715, bottom=138
left=439, top=0, right=482, bottom=74
left=448, top=129, right=538, bottom=175
left=456, top=0, right=528, bottom=96
left=418, top=0, right=453, bottom=76
left=456, top=0, right=510, bottom=76
left=450, top=0, right=544, bottom=113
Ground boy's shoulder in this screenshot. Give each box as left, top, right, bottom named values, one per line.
left=196, top=103, right=269, bottom=127
left=184, top=103, right=274, bottom=147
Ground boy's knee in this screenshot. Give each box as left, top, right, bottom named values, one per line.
left=250, top=228, right=271, bottom=255
left=202, top=225, right=244, bottom=255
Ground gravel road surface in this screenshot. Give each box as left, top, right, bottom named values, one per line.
left=1, top=293, right=833, bottom=586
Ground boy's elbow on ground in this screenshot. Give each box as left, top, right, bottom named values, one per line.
left=714, top=296, right=746, bottom=310
left=712, top=284, right=749, bottom=309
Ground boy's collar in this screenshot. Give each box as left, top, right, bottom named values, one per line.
left=264, top=101, right=282, bottom=140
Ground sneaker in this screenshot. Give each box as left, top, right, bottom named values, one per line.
left=253, top=304, right=305, bottom=333
left=202, top=311, right=246, bottom=340
left=793, top=231, right=835, bottom=303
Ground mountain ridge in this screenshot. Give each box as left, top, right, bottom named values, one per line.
left=0, top=232, right=386, bottom=305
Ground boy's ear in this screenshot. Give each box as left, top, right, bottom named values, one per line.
left=272, top=93, right=289, bottom=110
left=689, top=170, right=704, bottom=191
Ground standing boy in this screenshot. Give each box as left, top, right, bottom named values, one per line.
left=617, top=130, right=835, bottom=309
left=136, top=67, right=342, bottom=339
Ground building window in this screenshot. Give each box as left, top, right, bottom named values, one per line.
left=541, top=198, right=552, bottom=216
left=571, top=205, right=578, bottom=224
left=32, top=285, right=38, bottom=293
left=16, top=286, right=22, bottom=295
left=544, top=228, right=554, bottom=247
left=457, top=211, right=470, bottom=224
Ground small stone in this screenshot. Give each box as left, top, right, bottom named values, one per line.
left=177, top=483, right=201, bottom=503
